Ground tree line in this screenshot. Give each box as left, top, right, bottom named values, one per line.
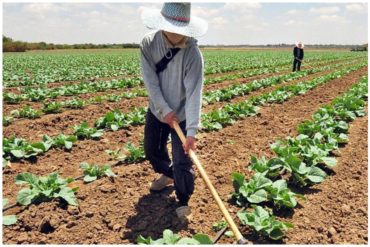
left=3, top=36, right=139, bottom=52
left=3, top=35, right=367, bottom=52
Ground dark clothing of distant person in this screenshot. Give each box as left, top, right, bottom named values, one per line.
left=293, top=46, right=304, bottom=72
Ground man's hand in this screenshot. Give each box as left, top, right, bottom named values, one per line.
left=164, top=111, right=178, bottom=128
left=183, top=136, right=196, bottom=154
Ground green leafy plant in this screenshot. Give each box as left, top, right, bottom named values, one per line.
left=43, top=101, right=62, bottom=114
left=64, top=98, right=85, bottom=109
left=249, top=156, right=284, bottom=179
left=3, top=92, right=23, bottom=104
left=237, top=206, right=293, bottom=240
left=137, top=229, right=212, bottom=245
left=15, top=172, right=78, bottom=206
left=232, top=172, right=301, bottom=209
left=212, top=220, right=228, bottom=232
left=107, top=94, right=122, bottom=102
left=43, top=134, right=77, bottom=150
left=122, top=142, right=145, bottom=163
left=232, top=172, right=271, bottom=206
left=19, top=105, right=42, bottom=119
left=80, top=162, right=117, bottom=183
left=105, top=148, right=126, bottom=161
left=3, top=116, right=13, bottom=126
left=3, top=136, right=50, bottom=159
left=73, top=122, right=103, bottom=139
left=3, top=199, right=17, bottom=226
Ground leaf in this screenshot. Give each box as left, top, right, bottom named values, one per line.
left=224, top=231, right=234, bottom=238
left=137, top=235, right=152, bottom=244
left=80, top=162, right=89, bottom=170
left=192, top=233, right=213, bottom=244
left=10, top=149, right=25, bottom=158
left=176, top=238, right=199, bottom=245
left=231, top=172, right=244, bottom=191
left=31, top=142, right=47, bottom=152
left=91, top=130, right=103, bottom=138
left=272, top=179, right=287, bottom=192
left=110, top=124, right=119, bottom=131
left=16, top=188, right=36, bottom=206
left=84, top=175, right=97, bottom=183
left=54, top=187, right=78, bottom=206
left=15, top=172, right=38, bottom=185
left=269, top=228, right=284, bottom=240
left=320, top=157, right=337, bottom=167
left=247, top=189, right=268, bottom=204
left=3, top=215, right=17, bottom=226
left=64, top=141, right=73, bottom=150
left=104, top=168, right=117, bottom=178
left=306, top=167, right=327, bottom=183
left=162, top=229, right=180, bottom=244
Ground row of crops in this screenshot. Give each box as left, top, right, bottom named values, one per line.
left=2, top=49, right=368, bottom=244
left=3, top=50, right=366, bottom=87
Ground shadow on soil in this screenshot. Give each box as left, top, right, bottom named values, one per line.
left=123, top=186, right=189, bottom=243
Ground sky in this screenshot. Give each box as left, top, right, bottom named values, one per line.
left=2, top=2, right=368, bottom=45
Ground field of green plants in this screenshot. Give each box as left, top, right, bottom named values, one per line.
left=2, top=48, right=368, bottom=244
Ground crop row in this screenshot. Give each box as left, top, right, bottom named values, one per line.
left=228, top=75, right=368, bottom=240
left=202, top=59, right=360, bottom=105
left=3, top=58, right=361, bottom=127
left=5, top=50, right=362, bottom=87
left=3, top=54, right=349, bottom=104
left=3, top=88, right=148, bottom=126
left=201, top=62, right=366, bottom=131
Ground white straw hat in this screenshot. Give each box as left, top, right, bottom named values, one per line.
left=141, top=2, right=208, bottom=37
left=296, top=41, right=305, bottom=48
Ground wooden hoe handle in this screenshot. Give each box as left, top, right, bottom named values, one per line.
left=173, top=122, right=247, bottom=244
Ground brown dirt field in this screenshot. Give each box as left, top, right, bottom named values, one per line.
left=2, top=67, right=367, bottom=244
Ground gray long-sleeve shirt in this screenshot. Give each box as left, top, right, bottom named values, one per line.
left=140, top=30, right=204, bottom=137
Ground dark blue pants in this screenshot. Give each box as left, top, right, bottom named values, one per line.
left=293, top=59, right=302, bottom=72
left=144, top=109, right=194, bottom=206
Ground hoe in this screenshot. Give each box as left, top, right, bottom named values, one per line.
left=173, top=121, right=247, bottom=244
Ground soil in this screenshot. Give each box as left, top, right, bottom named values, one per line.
left=2, top=66, right=367, bottom=244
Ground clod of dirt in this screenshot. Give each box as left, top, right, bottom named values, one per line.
left=328, top=227, right=337, bottom=237
left=94, top=224, right=103, bottom=231
left=85, top=211, right=94, bottom=218
left=66, top=221, right=77, bottom=229
left=341, top=204, right=351, bottom=214
left=113, top=224, right=122, bottom=232
left=99, top=185, right=117, bottom=193
left=67, top=206, right=80, bottom=215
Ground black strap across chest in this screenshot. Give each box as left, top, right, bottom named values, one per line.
left=155, top=48, right=181, bottom=74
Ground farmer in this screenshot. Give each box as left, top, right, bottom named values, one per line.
left=139, top=3, right=208, bottom=220
left=293, top=41, right=304, bottom=72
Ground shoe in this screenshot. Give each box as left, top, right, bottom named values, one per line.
left=150, top=175, right=173, bottom=191
left=176, top=206, right=191, bottom=220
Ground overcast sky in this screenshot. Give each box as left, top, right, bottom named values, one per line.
left=3, top=2, right=368, bottom=45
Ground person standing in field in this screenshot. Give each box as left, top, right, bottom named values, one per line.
left=139, top=3, right=208, bottom=220
left=293, top=41, right=304, bottom=72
